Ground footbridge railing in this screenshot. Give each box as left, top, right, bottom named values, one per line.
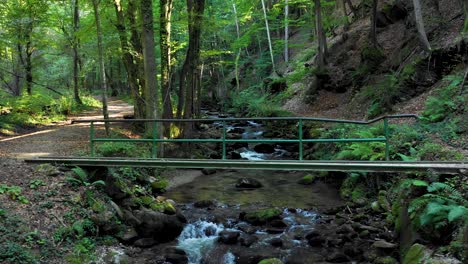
left=71, top=114, right=419, bottom=161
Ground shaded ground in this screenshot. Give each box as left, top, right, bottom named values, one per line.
left=0, top=98, right=133, bottom=159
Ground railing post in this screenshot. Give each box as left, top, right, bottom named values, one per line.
left=384, top=118, right=389, bottom=161
left=222, top=121, right=227, bottom=160
left=152, top=121, right=158, bottom=159
left=90, top=121, right=95, bottom=157
left=299, top=119, right=303, bottom=161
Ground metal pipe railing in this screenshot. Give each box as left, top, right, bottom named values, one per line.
left=72, top=114, right=418, bottom=161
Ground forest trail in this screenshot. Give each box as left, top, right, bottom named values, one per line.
left=0, top=98, right=133, bottom=159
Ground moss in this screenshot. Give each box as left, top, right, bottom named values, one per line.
left=374, top=256, right=398, bottom=264
left=140, top=196, right=154, bottom=206
left=151, top=179, right=169, bottom=191
left=258, top=258, right=283, bottom=264
left=361, top=46, right=386, bottom=70
left=297, top=174, right=317, bottom=185
left=245, top=208, right=282, bottom=224
left=150, top=201, right=176, bottom=215
left=351, top=184, right=366, bottom=203
left=403, top=243, right=430, bottom=264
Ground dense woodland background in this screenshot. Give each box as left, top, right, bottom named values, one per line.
left=0, top=0, right=467, bottom=263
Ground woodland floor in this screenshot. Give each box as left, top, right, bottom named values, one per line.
left=0, top=98, right=133, bottom=159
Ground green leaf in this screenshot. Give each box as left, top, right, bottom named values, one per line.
left=411, top=180, right=428, bottom=187
left=448, top=206, right=467, bottom=222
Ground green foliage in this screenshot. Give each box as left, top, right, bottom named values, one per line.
left=28, top=179, right=46, bottom=190
left=96, top=142, right=144, bottom=158
left=229, top=86, right=292, bottom=117
left=0, top=241, right=38, bottom=264
left=362, top=73, right=401, bottom=118
left=66, top=167, right=105, bottom=188
left=0, top=184, right=29, bottom=204
left=422, top=75, right=466, bottom=123
left=337, top=126, right=386, bottom=161
left=0, top=92, right=100, bottom=134
left=409, top=182, right=467, bottom=237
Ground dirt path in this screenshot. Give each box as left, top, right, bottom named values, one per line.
left=0, top=98, right=133, bottom=159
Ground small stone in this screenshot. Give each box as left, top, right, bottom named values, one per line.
left=134, top=238, right=157, bottom=248
left=201, top=169, right=216, bottom=175
left=235, top=178, right=263, bottom=189
left=193, top=200, right=215, bottom=208
left=120, top=227, right=138, bottom=243
left=239, top=234, right=258, bottom=247
left=218, top=230, right=240, bottom=244
left=265, top=228, right=284, bottom=234
left=270, top=238, right=283, bottom=247
left=372, top=240, right=397, bottom=249
left=326, top=250, right=349, bottom=263
left=270, top=219, right=287, bottom=228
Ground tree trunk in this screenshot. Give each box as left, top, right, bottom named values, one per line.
left=92, top=0, right=110, bottom=135
left=233, top=2, right=241, bottom=90
left=261, top=0, right=276, bottom=74
left=141, top=0, right=159, bottom=126
left=179, top=0, right=205, bottom=137
left=127, top=0, right=147, bottom=119
left=72, top=0, right=82, bottom=104
left=113, top=0, right=145, bottom=119
left=284, top=0, right=289, bottom=63
left=412, top=0, right=431, bottom=52
left=160, top=0, right=174, bottom=125
left=25, top=27, right=33, bottom=95
left=369, top=0, right=378, bottom=47
left=314, top=0, right=327, bottom=70
left=340, top=0, right=349, bottom=30
left=463, top=0, right=468, bottom=32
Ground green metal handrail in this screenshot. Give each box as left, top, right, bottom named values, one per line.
left=72, top=114, right=418, bottom=161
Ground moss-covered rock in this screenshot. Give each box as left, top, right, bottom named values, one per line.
left=403, top=243, right=431, bottom=264
left=151, top=178, right=169, bottom=192
left=374, top=256, right=398, bottom=264
left=258, top=258, right=283, bottom=264
left=244, top=208, right=282, bottom=225
left=297, top=174, right=317, bottom=185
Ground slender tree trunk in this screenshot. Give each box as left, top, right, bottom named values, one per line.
left=412, top=0, right=431, bottom=52
left=160, top=0, right=174, bottom=125
left=92, top=0, right=110, bottom=135
left=128, top=0, right=147, bottom=119
left=25, top=28, right=33, bottom=95
left=314, top=0, right=327, bottom=69
left=233, top=2, right=241, bottom=90
left=345, top=0, right=357, bottom=16
left=72, top=0, right=82, bottom=104
left=261, top=0, right=276, bottom=74
left=141, top=0, right=159, bottom=126
left=340, top=0, right=349, bottom=30
left=180, top=0, right=205, bottom=137
left=369, top=0, right=378, bottom=47
left=284, top=0, right=289, bottom=63
left=113, top=0, right=145, bottom=119
left=463, top=0, right=468, bottom=32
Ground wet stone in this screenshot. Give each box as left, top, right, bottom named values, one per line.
left=239, top=234, right=258, bottom=247
left=134, top=238, right=157, bottom=248
left=235, top=178, right=263, bottom=189
left=218, top=230, right=240, bottom=244
left=270, top=237, right=283, bottom=247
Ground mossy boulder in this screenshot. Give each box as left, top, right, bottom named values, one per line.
left=150, top=201, right=177, bottom=215
left=244, top=208, right=282, bottom=225
left=403, top=243, right=431, bottom=264
left=297, top=174, right=317, bottom=185
left=258, top=258, right=283, bottom=264
left=374, top=256, right=398, bottom=264
left=151, top=178, right=169, bottom=192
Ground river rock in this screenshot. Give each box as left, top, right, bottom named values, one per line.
left=218, top=230, right=240, bottom=244
left=285, top=248, right=325, bottom=264
left=194, top=200, right=216, bottom=208
left=326, top=250, right=349, bottom=263
left=122, top=209, right=141, bottom=226
left=119, top=227, right=139, bottom=243
left=270, top=219, right=287, bottom=228
left=239, top=234, right=258, bottom=247
left=266, top=228, right=284, bottom=234
left=133, top=209, right=185, bottom=242
left=372, top=240, right=397, bottom=249
left=229, top=151, right=242, bottom=159
left=105, top=174, right=129, bottom=201
left=297, top=174, right=317, bottom=185
left=202, top=169, right=216, bottom=175
left=258, top=258, right=283, bottom=264
left=270, top=237, right=283, bottom=247
left=165, top=247, right=188, bottom=264
left=237, top=223, right=257, bottom=234
left=254, top=143, right=275, bottom=153
left=133, top=238, right=157, bottom=248
left=236, top=178, right=263, bottom=189
left=243, top=208, right=282, bottom=225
